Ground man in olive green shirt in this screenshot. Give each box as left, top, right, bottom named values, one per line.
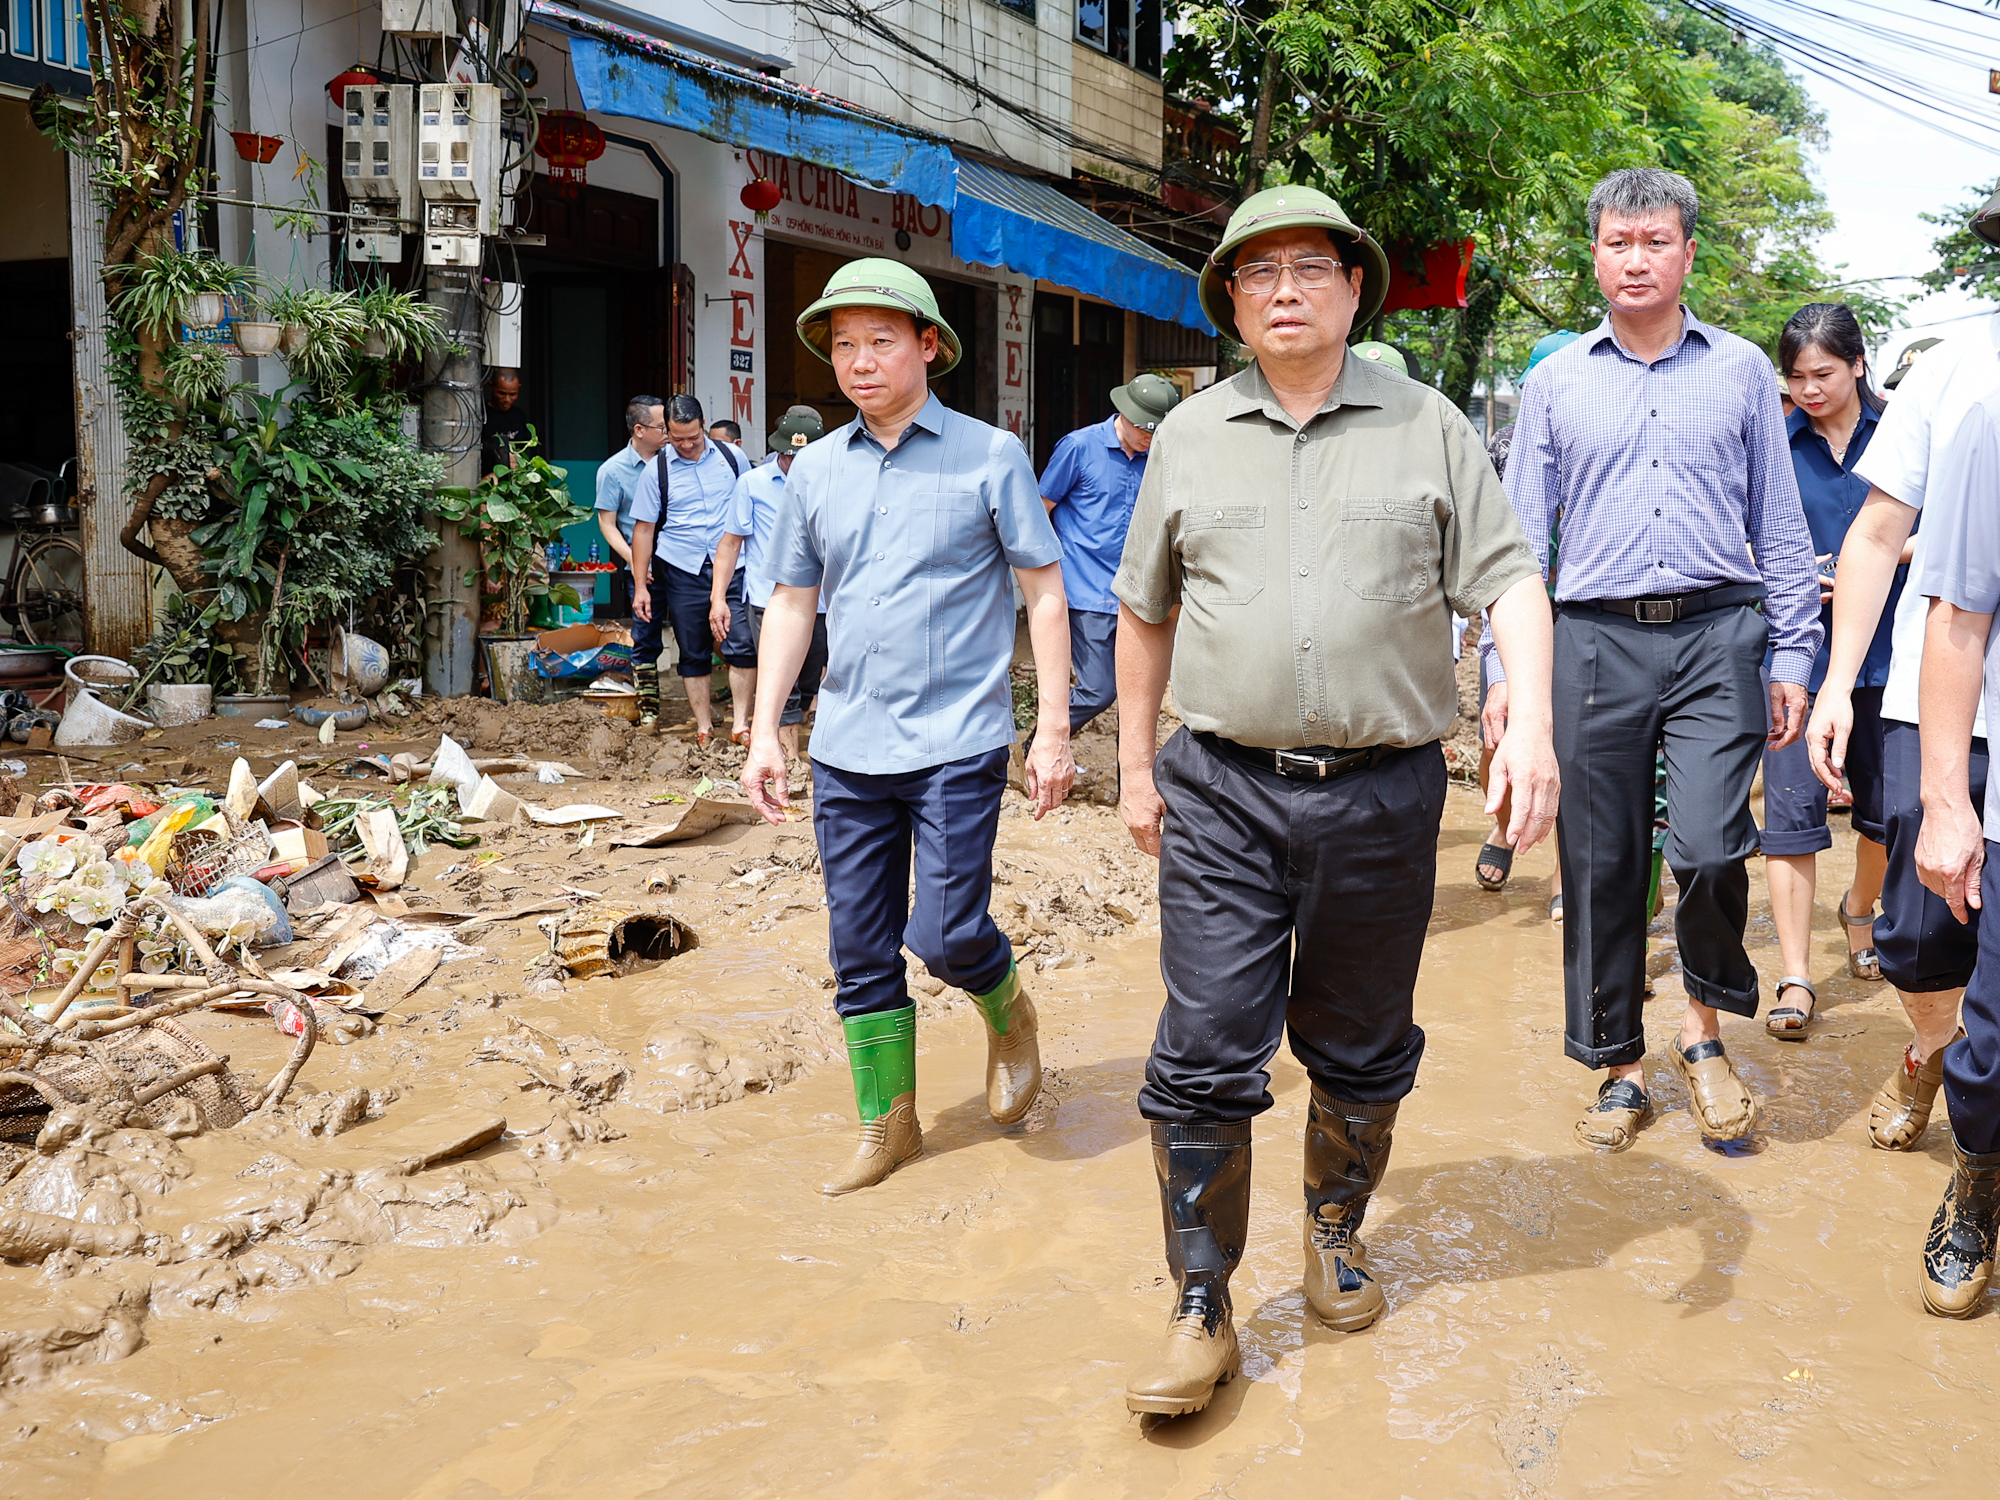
left=1113, top=186, right=1561, bottom=1418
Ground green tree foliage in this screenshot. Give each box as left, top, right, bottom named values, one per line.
left=1919, top=179, right=2000, bottom=298
left=1169, top=2, right=1885, bottom=405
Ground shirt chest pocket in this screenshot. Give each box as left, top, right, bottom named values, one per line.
left=1340, top=496, right=1435, bottom=604
left=905, top=489, right=985, bottom=566
left=1179, top=505, right=1265, bottom=606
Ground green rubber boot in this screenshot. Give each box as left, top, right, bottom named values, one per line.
left=822, top=1005, right=920, bottom=1196
left=972, top=963, right=1041, bottom=1125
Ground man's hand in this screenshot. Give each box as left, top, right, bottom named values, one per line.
left=1121, top=761, right=1166, bottom=856
left=1804, top=688, right=1853, bottom=793
left=1480, top=679, right=1509, bottom=751
left=741, top=734, right=792, bottom=825
left=1767, top=680, right=1808, bottom=750
left=632, top=585, right=653, bottom=624
left=707, top=597, right=733, bottom=642
left=1487, top=719, right=1559, bottom=854
left=1918, top=799, right=1986, bottom=923
left=1022, top=725, right=1076, bottom=819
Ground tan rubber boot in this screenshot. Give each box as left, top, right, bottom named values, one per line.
left=1125, top=1121, right=1251, bottom=1418
left=821, top=1006, right=921, bottom=1196
left=1302, top=1089, right=1395, bottom=1331
left=1920, top=1132, right=2000, bottom=1318
left=972, top=964, right=1041, bottom=1125
left=1869, top=1033, right=1962, bottom=1151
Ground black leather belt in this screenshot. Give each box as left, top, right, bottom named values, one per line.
left=1196, top=732, right=1388, bottom=782
left=1564, top=583, right=1764, bottom=624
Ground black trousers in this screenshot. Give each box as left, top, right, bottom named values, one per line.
left=1553, top=602, right=1768, bottom=1068
left=1138, top=728, right=1442, bottom=1123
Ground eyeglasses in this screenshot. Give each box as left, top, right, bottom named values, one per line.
left=1232, top=257, right=1346, bottom=295
left=635, top=420, right=666, bottom=431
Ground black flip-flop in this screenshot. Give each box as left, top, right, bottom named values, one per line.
left=1475, top=843, right=1514, bottom=891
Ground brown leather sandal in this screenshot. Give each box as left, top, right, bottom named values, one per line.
left=1868, top=1030, right=1965, bottom=1151
left=1668, top=1038, right=1759, bottom=1141
left=1575, top=1077, right=1652, bottom=1151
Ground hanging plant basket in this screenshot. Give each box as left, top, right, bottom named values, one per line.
left=327, top=67, right=377, bottom=107
left=280, top=324, right=309, bottom=355
left=181, top=293, right=227, bottom=330
left=230, top=132, right=284, bottom=164
left=232, top=321, right=283, bottom=357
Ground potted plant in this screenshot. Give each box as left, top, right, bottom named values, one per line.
left=232, top=312, right=283, bottom=358
left=130, top=592, right=240, bottom=725
left=434, top=430, right=588, bottom=700
left=356, top=283, right=443, bottom=363
left=113, top=247, right=254, bottom=338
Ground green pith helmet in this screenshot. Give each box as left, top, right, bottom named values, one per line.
left=769, top=403, right=824, bottom=452
left=1199, top=185, right=1391, bottom=343
left=1348, top=340, right=1408, bottom=376
left=1973, top=188, right=2000, bottom=249
left=1109, top=372, right=1182, bottom=430
left=795, top=258, right=962, bottom=377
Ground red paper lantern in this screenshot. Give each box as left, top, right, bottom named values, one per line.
left=740, top=177, right=782, bottom=215
left=328, top=67, right=378, bottom=107
left=534, top=110, right=606, bottom=199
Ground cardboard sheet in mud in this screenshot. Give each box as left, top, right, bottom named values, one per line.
left=607, top=797, right=761, bottom=848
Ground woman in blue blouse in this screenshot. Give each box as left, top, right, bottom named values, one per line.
left=1762, top=303, right=1901, bottom=1037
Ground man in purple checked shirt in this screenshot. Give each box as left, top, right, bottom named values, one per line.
left=1484, top=167, right=1822, bottom=1151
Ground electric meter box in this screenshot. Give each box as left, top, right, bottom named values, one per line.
left=341, top=83, right=413, bottom=263
left=380, top=0, right=456, bottom=36
left=417, top=83, right=500, bottom=210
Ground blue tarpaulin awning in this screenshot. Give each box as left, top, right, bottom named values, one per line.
left=538, top=1, right=1210, bottom=332
left=950, top=158, right=1208, bottom=332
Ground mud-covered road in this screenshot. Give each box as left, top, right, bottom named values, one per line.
left=1, top=704, right=1990, bottom=1497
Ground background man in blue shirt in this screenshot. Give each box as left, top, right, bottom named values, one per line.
left=630, top=395, right=757, bottom=740
left=712, top=405, right=829, bottom=760
left=1493, top=167, right=1821, bottom=1151
left=742, top=259, right=1075, bottom=1198
left=1039, top=373, right=1180, bottom=732
left=594, top=394, right=667, bottom=621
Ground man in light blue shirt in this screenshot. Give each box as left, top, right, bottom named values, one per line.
left=740, top=259, right=1075, bottom=1199
left=594, top=393, right=666, bottom=620
left=1040, top=372, right=1180, bottom=732
left=1493, top=167, right=1820, bottom=1152
left=630, top=394, right=756, bottom=739
left=712, top=405, right=829, bottom=760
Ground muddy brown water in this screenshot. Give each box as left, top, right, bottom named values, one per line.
left=1, top=723, right=1992, bottom=1496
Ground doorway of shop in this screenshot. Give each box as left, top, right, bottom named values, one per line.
left=1032, top=291, right=1123, bottom=471
left=764, top=240, right=979, bottom=437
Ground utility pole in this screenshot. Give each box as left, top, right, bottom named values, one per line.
left=421, top=267, right=483, bottom=697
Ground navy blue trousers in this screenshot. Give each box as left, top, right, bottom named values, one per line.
left=662, top=560, right=755, bottom=676
left=1069, top=608, right=1118, bottom=733
left=1945, top=845, right=2000, bottom=1155
left=1877, top=721, right=1988, bottom=994
left=812, top=746, right=1015, bottom=1018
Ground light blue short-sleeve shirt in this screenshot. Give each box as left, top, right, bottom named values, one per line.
left=630, top=440, right=748, bottom=573
left=594, top=443, right=650, bottom=544
left=766, top=394, right=1063, bottom=775
left=726, top=460, right=792, bottom=609
left=1040, top=416, right=1147, bottom=614
left=1915, top=388, right=2000, bottom=839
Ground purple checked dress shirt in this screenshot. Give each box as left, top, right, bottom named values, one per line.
left=1490, top=308, right=1822, bottom=686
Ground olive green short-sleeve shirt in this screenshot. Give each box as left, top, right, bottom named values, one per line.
left=1112, top=356, right=1538, bottom=750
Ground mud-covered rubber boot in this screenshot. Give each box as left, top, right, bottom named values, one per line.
left=635, top=661, right=661, bottom=726
left=1920, top=1130, right=2000, bottom=1317
left=972, top=963, right=1040, bottom=1124
left=1869, top=1032, right=1963, bottom=1151
left=821, top=1005, right=920, bottom=1197
left=1303, top=1087, right=1396, bottom=1331
left=1125, top=1121, right=1252, bottom=1418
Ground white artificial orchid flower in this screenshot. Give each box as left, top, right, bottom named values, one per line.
left=18, top=838, right=76, bottom=880
left=62, top=886, right=120, bottom=926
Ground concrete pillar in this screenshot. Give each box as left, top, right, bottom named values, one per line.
left=420, top=266, right=484, bottom=697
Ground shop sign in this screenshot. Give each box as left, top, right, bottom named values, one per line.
left=745, top=149, right=955, bottom=270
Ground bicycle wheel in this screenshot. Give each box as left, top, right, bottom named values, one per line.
left=12, top=534, right=84, bottom=649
